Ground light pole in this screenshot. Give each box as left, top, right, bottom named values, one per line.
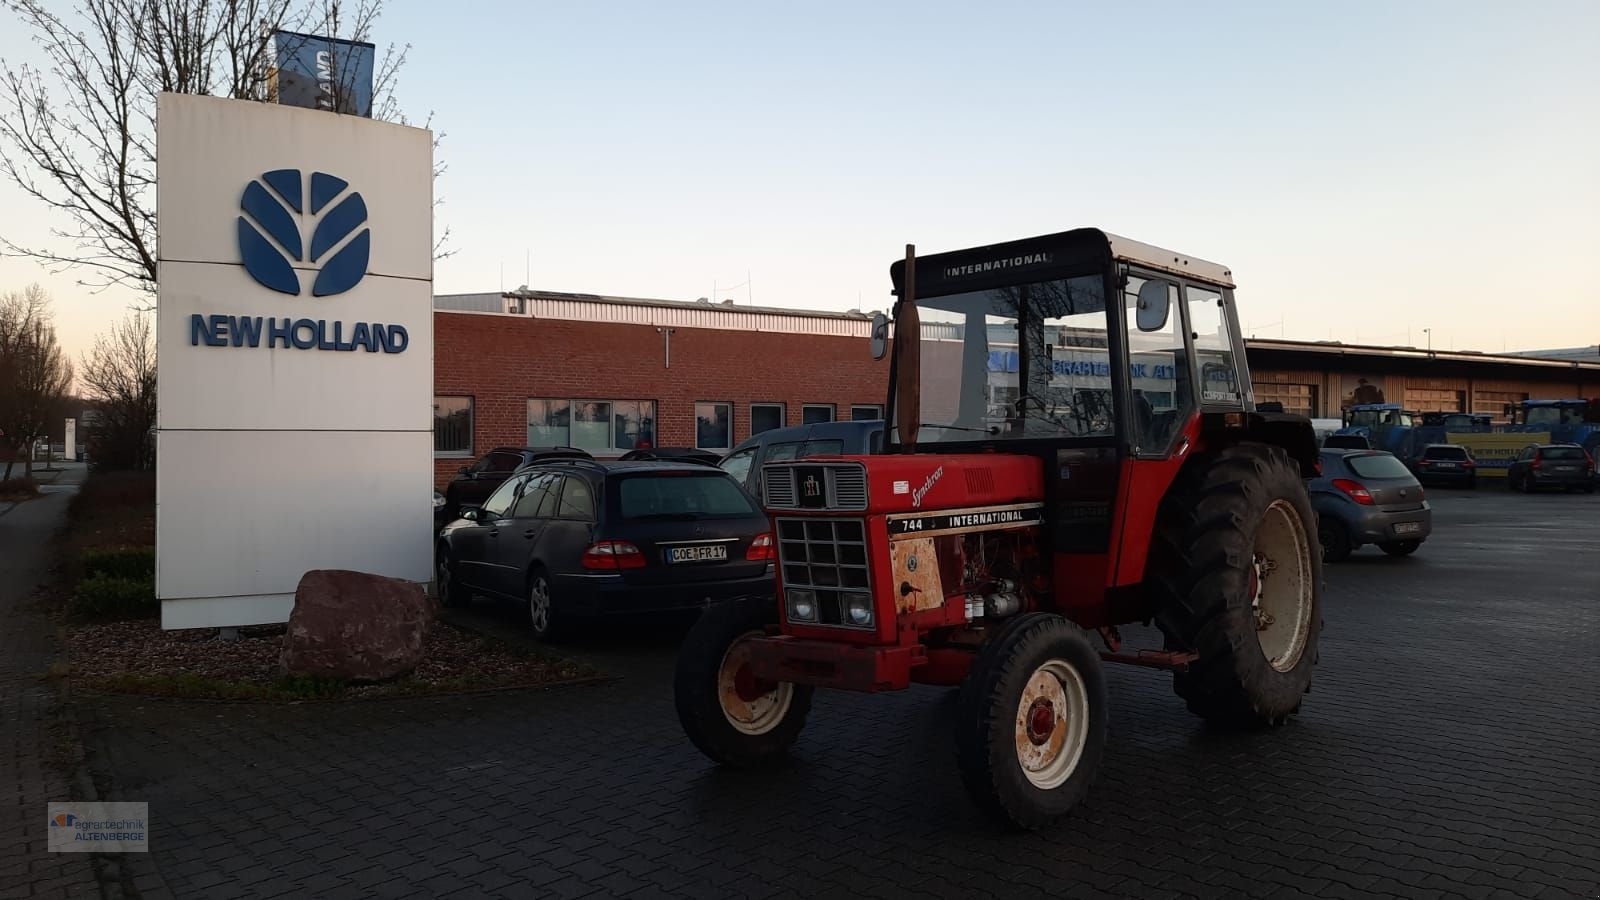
left=1423, top=328, right=1432, bottom=353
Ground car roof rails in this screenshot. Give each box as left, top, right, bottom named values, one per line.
left=519, top=457, right=609, bottom=474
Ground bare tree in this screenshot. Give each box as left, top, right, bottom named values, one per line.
left=0, top=284, right=73, bottom=478
left=79, top=311, right=157, bottom=471
left=0, top=0, right=444, bottom=297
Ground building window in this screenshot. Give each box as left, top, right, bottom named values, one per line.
left=751, top=403, right=786, bottom=435
left=696, top=402, right=732, bottom=450
left=528, top=399, right=656, bottom=453
left=433, top=396, right=473, bottom=457
left=802, top=404, right=835, bottom=425
left=850, top=405, right=882, bottom=421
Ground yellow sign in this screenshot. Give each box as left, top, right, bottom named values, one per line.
left=1446, top=431, right=1549, bottom=476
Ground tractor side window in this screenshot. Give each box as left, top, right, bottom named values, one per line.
left=1123, top=273, right=1191, bottom=455
left=1186, top=286, right=1241, bottom=407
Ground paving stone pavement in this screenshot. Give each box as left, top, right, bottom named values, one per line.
left=2, top=475, right=101, bottom=900
left=74, top=487, right=1600, bottom=899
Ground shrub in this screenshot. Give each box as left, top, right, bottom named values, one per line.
left=67, top=471, right=156, bottom=521
left=81, top=547, right=155, bottom=581
left=0, top=477, right=40, bottom=500
left=71, top=574, right=157, bottom=620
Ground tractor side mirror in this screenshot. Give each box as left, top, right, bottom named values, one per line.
left=869, top=312, right=889, bottom=360
left=1135, top=279, right=1173, bottom=332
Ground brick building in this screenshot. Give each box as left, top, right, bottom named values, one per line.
left=431, top=290, right=888, bottom=486
left=431, top=289, right=1600, bottom=486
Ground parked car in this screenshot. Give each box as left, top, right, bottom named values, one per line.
left=1412, top=443, right=1477, bottom=488
left=435, top=459, right=775, bottom=640
left=618, top=447, right=721, bottom=464
left=1322, top=433, right=1371, bottom=450
left=439, top=447, right=591, bottom=522
left=1506, top=443, right=1596, bottom=494
left=1309, top=449, right=1431, bottom=562
left=433, top=490, right=448, bottom=529
left=720, top=419, right=885, bottom=499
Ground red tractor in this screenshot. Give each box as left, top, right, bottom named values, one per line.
left=675, top=229, right=1323, bottom=829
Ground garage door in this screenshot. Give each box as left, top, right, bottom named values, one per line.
left=1253, top=382, right=1317, bottom=417
left=1473, top=391, right=1527, bottom=423
left=1404, top=388, right=1464, bottom=414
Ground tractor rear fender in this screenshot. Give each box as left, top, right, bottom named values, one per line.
left=1202, top=411, right=1320, bottom=478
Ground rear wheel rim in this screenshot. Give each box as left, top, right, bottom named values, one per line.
left=1013, top=659, right=1090, bottom=790
left=528, top=577, right=551, bottom=633
left=717, top=630, right=794, bottom=735
left=1254, top=499, right=1315, bottom=672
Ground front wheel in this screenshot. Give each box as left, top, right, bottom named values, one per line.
left=1379, top=540, right=1422, bottom=557
left=675, top=599, right=812, bottom=768
left=436, top=546, right=470, bottom=608
left=1319, top=516, right=1353, bottom=563
left=956, top=614, right=1108, bottom=830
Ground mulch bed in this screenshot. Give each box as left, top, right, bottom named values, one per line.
left=66, top=619, right=602, bottom=701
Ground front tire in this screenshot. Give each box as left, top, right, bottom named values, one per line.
left=1151, top=443, right=1323, bottom=728
left=675, top=599, right=812, bottom=768
left=956, top=614, right=1108, bottom=830
left=436, top=546, right=470, bottom=608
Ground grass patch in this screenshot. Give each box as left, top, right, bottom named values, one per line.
left=69, top=573, right=157, bottom=620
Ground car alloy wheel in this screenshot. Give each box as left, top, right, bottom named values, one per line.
left=528, top=574, right=553, bottom=636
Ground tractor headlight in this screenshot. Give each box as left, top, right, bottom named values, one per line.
left=786, top=589, right=817, bottom=623
left=845, top=594, right=874, bottom=626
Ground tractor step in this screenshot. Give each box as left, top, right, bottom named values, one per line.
left=1098, top=649, right=1200, bottom=672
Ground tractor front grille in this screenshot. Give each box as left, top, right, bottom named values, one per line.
left=762, top=462, right=868, bottom=511
left=775, top=517, right=872, bottom=628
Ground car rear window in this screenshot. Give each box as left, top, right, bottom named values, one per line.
left=617, top=474, right=760, bottom=520
left=1422, top=446, right=1468, bottom=460
left=1541, top=446, right=1586, bottom=461
left=1346, top=454, right=1413, bottom=479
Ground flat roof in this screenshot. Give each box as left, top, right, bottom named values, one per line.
left=1243, top=337, right=1600, bottom=373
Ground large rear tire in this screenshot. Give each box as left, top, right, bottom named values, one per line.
left=1150, top=442, right=1323, bottom=728
left=956, top=614, right=1108, bottom=830
left=675, top=599, right=813, bottom=768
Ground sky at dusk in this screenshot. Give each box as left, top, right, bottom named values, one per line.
left=2, top=0, right=1597, bottom=363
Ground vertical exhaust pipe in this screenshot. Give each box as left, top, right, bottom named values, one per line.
left=896, top=244, right=920, bottom=453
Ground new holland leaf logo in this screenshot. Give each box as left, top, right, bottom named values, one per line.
left=237, top=170, right=370, bottom=297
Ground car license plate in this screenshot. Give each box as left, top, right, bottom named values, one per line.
left=1554, top=466, right=1578, bottom=473
left=665, top=544, right=728, bottom=564
left=1435, top=462, right=1457, bottom=469
left=1393, top=522, right=1421, bottom=535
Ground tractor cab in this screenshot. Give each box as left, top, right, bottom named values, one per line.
left=1342, top=403, right=1412, bottom=429
left=1515, top=399, right=1594, bottom=429
left=675, top=229, right=1323, bottom=832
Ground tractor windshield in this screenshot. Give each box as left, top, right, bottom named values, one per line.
left=1524, top=407, right=1565, bottom=427
left=889, top=274, right=1114, bottom=445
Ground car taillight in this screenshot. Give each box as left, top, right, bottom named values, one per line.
left=1531, top=454, right=1542, bottom=470
left=1332, top=478, right=1374, bottom=505
left=582, top=541, right=646, bottom=570
left=1462, top=460, right=1474, bottom=468
left=746, top=533, right=775, bottom=562
left=1418, top=459, right=1431, bottom=467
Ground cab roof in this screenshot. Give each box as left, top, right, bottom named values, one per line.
left=890, top=227, right=1234, bottom=300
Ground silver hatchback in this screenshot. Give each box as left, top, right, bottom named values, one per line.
left=1310, top=450, right=1432, bottom=562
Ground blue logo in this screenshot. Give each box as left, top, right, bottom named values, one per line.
left=238, top=170, right=370, bottom=297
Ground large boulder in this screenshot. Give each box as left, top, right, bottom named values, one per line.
left=281, top=570, right=435, bottom=681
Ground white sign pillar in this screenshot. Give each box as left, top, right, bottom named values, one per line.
left=64, top=419, right=75, bottom=461
left=155, top=94, right=434, bottom=629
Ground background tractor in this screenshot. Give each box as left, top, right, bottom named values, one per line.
left=675, top=229, right=1323, bottom=829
